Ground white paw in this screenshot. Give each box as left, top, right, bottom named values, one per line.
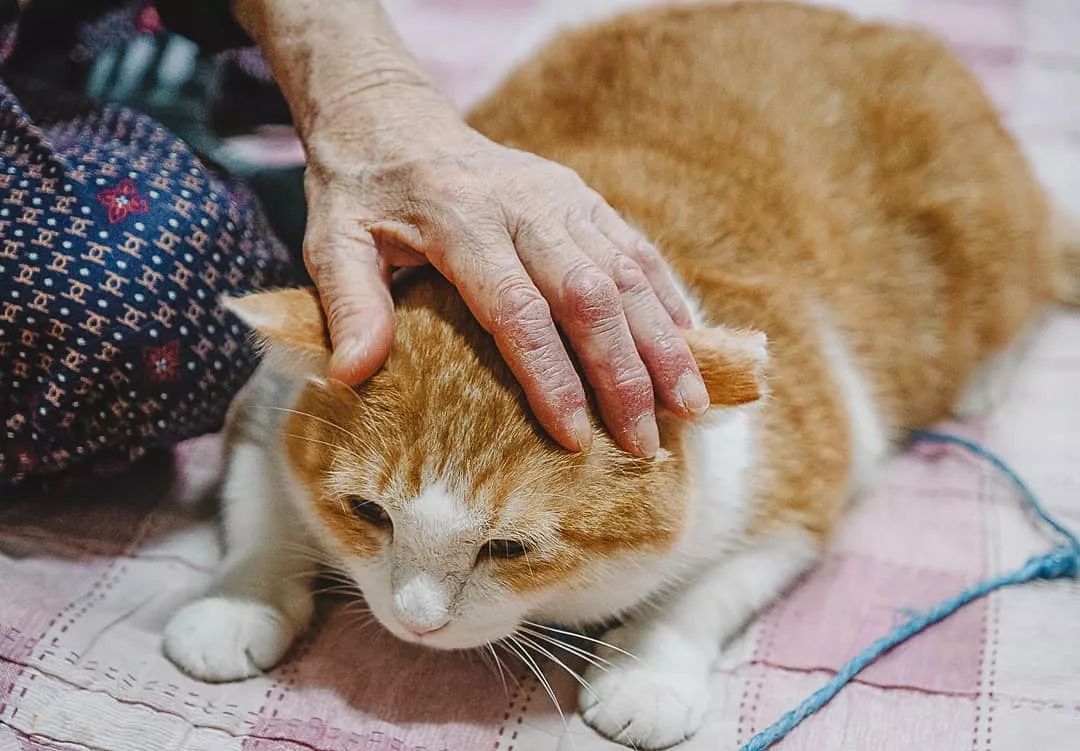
left=163, top=597, right=301, bottom=682
left=579, top=657, right=709, bottom=750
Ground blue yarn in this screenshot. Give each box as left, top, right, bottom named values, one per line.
left=739, top=429, right=1080, bottom=751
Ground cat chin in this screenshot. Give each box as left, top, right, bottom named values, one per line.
left=378, top=619, right=520, bottom=652
left=359, top=600, right=523, bottom=651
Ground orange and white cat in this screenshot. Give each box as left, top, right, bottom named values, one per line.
left=163, top=3, right=1075, bottom=749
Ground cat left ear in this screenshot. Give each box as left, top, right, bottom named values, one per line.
left=222, top=287, right=332, bottom=377
left=680, top=327, right=768, bottom=408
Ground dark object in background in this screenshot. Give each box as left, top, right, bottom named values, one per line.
left=153, top=0, right=252, bottom=53
left=1, top=0, right=308, bottom=270
left=6, top=0, right=130, bottom=66
left=209, top=55, right=292, bottom=137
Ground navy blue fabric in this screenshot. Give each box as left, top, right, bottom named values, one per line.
left=0, top=78, right=291, bottom=487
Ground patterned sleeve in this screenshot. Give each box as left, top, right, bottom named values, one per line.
left=153, top=0, right=253, bottom=52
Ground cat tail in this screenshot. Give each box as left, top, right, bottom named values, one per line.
left=1052, top=205, right=1080, bottom=306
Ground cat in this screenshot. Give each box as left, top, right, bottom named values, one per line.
left=162, top=3, right=1076, bottom=748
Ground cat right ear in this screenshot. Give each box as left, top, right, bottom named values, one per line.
left=222, top=288, right=332, bottom=378
left=680, top=327, right=768, bottom=408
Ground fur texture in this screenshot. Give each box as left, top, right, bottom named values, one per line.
left=163, top=4, right=1066, bottom=748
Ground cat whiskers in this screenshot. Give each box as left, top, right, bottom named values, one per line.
left=503, top=632, right=623, bottom=751
left=522, top=621, right=640, bottom=662
left=514, top=632, right=601, bottom=703
left=498, top=630, right=644, bottom=751
left=498, top=636, right=567, bottom=730
left=282, top=567, right=357, bottom=592
left=515, top=629, right=648, bottom=749
left=280, top=540, right=351, bottom=571
left=480, top=642, right=518, bottom=698
left=309, top=582, right=362, bottom=598
left=257, top=404, right=373, bottom=470
left=277, top=541, right=376, bottom=624
left=342, top=600, right=380, bottom=634
left=280, top=432, right=370, bottom=474
left=262, top=405, right=369, bottom=448
left=517, top=626, right=612, bottom=673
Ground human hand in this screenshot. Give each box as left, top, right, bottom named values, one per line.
left=303, top=112, right=707, bottom=458
left=232, top=0, right=707, bottom=457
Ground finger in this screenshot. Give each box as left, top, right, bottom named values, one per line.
left=426, top=228, right=593, bottom=454
left=591, top=200, right=694, bottom=328
left=571, top=222, right=708, bottom=420
left=367, top=220, right=432, bottom=267
left=304, top=213, right=395, bottom=386
left=514, top=225, right=659, bottom=457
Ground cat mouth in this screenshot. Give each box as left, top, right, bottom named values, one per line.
left=395, top=630, right=476, bottom=651
left=377, top=615, right=519, bottom=652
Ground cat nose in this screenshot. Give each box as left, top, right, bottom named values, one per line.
left=393, top=572, right=451, bottom=637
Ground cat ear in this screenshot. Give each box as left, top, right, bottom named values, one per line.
left=680, top=327, right=768, bottom=408
left=222, top=287, right=331, bottom=377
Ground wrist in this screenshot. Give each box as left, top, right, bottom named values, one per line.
left=304, top=99, right=480, bottom=186
left=304, top=65, right=451, bottom=146
left=234, top=0, right=453, bottom=149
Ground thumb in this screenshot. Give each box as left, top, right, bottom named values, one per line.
left=304, top=216, right=395, bottom=386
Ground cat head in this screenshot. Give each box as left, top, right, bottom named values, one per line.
left=226, top=271, right=766, bottom=649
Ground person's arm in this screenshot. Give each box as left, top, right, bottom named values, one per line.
left=232, top=0, right=707, bottom=458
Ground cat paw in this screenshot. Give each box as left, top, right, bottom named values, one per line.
left=579, top=659, right=709, bottom=750
left=163, top=596, right=301, bottom=682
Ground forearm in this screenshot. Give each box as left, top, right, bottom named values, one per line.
left=233, top=0, right=460, bottom=164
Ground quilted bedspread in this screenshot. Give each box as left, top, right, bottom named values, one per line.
left=2, top=1, right=1079, bottom=749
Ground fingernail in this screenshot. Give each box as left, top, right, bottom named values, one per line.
left=677, top=371, right=710, bottom=416
left=634, top=413, right=660, bottom=458
left=572, top=409, right=593, bottom=452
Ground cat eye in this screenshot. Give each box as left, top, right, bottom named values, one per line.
left=347, top=497, right=391, bottom=527
left=480, top=539, right=531, bottom=561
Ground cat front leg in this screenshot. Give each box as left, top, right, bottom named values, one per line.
left=163, top=439, right=316, bottom=682
left=579, top=529, right=818, bottom=750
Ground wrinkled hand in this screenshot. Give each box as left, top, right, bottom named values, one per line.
left=303, top=117, right=707, bottom=457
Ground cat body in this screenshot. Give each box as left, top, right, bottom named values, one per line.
left=163, top=4, right=1065, bottom=748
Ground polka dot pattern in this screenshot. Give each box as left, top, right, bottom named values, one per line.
left=0, top=78, right=291, bottom=488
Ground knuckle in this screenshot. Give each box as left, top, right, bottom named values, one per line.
left=562, top=264, right=621, bottom=326
left=588, top=339, right=651, bottom=399
left=644, top=333, right=696, bottom=377
left=520, top=344, right=579, bottom=393
left=608, top=254, right=650, bottom=294
left=496, top=322, right=582, bottom=405
left=628, top=238, right=664, bottom=270
left=661, top=291, right=694, bottom=325
left=492, top=280, right=553, bottom=345
left=608, top=346, right=651, bottom=384
left=610, top=369, right=655, bottom=410
left=322, top=295, right=368, bottom=332
left=506, top=313, right=556, bottom=356
left=587, top=192, right=616, bottom=226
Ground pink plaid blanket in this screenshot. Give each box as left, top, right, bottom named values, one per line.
left=3, top=2, right=1079, bottom=749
